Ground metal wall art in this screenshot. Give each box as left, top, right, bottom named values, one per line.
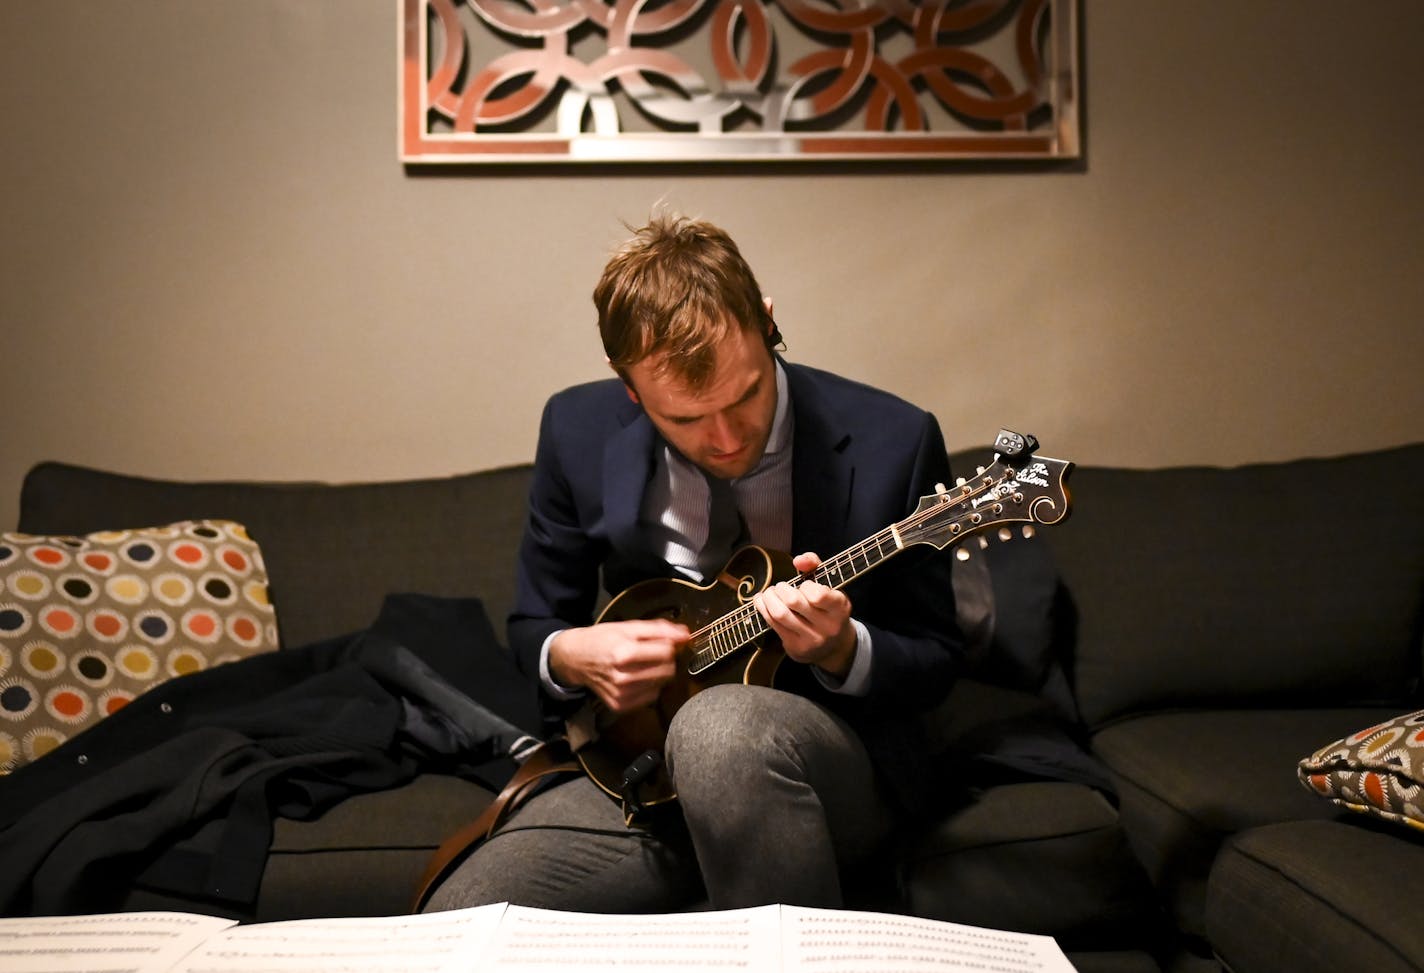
left=399, top=0, right=1079, bottom=164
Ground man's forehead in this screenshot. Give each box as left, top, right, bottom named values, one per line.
left=634, top=337, right=767, bottom=414
left=642, top=358, right=750, bottom=407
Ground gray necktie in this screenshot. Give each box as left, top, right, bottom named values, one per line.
left=699, top=472, right=746, bottom=579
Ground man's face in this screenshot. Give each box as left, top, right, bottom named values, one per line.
left=623, top=323, right=778, bottom=481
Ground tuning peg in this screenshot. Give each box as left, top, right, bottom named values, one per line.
left=976, top=466, right=986, bottom=475
left=934, top=482, right=947, bottom=495
left=955, top=548, right=971, bottom=561
left=1022, top=525, right=1036, bottom=539
left=998, top=527, right=1012, bottom=543
left=977, top=536, right=989, bottom=550
left=955, top=477, right=966, bottom=487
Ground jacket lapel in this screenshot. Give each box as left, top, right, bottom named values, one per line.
left=786, top=364, right=856, bottom=554
left=602, top=395, right=661, bottom=573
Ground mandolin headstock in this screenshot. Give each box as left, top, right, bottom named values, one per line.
left=898, top=430, right=1073, bottom=552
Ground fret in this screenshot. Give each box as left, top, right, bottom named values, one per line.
left=841, top=550, right=863, bottom=578
left=688, top=516, right=924, bottom=677
left=875, top=530, right=896, bottom=559
left=740, top=609, right=761, bottom=643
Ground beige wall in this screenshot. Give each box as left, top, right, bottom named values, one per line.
left=3, top=2, right=1421, bottom=529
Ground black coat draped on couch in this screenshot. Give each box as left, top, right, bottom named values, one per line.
left=0, top=593, right=540, bottom=917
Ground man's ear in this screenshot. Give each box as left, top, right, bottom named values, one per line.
left=624, top=382, right=641, bottom=405
left=763, top=296, right=783, bottom=350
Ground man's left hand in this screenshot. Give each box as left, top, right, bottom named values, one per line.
left=753, top=552, right=857, bottom=679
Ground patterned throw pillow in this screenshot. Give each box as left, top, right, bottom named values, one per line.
left=0, top=520, right=280, bottom=772
left=1298, top=710, right=1424, bottom=832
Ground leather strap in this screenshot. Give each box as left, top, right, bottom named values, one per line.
left=410, top=738, right=578, bottom=912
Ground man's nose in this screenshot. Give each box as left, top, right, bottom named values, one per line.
left=707, top=413, right=739, bottom=451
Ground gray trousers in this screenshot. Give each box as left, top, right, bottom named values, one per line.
left=422, top=684, right=894, bottom=913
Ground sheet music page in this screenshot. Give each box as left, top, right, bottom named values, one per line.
left=779, top=906, right=1077, bottom=973
left=483, top=903, right=782, bottom=971
left=0, top=911, right=236, bottom=973
left=168, top=904, right=508, bottom=973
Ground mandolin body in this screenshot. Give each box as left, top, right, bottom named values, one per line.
left=573, top=545, right=796, bottom=810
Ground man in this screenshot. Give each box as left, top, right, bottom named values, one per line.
left=424, top=215, right=961, bottom=913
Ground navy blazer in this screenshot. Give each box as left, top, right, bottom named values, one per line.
left=507, top=361, right=964, bottom=813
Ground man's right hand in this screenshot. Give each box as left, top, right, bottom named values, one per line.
left=548, top=619, right=687, bottom=713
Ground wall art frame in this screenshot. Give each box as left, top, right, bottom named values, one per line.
left=399, top=0, right=1080, bottom=164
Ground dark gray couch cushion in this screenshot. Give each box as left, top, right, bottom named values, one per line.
left=1207, top=819, right=1424, bottom=973
left=18, top=462, right=535, bottom=650
left=901, top=781, right=1161, bottom=949
left=258, top=774, right=494, bottom=920
left=1051, top=444, right=1424, bottom=727
left=1060, top=952, right=1163, bottom=973
left=1093, top=707, right=1402, bottom=936
left=922, top=677, right=1112, bottom=795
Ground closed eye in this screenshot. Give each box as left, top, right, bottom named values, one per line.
left=663, top=379, right=761, bottom=426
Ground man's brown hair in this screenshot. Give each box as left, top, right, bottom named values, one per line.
left=594, top=214, right=782, bottom=388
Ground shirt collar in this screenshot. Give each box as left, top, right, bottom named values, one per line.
left=763, top=359, right=792, bottom=458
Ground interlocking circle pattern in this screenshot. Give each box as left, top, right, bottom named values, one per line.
left=402, top=0, right=1079, bottom=161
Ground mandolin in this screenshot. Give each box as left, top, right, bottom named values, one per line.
left=565, top=429, right=1073, bottom=821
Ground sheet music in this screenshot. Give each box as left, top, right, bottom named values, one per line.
left=779, top=907, right=1078, bottom=973
left=0, top=911, right=235, bottom=973
left=168, top=904, right=507, bottom=973
left=482, top=903, right=783, bottom=971
left=0, top=903, right=1078, bottom=972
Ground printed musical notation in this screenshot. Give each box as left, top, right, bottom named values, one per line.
left=0, top=903, right=1076, bottom=972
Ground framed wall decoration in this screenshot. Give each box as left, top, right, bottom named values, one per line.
left=399, top=0, right=1080, bottom=164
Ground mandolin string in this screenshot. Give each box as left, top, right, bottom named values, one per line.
left=690, top=523, right=916, bottom=667
left=688, top=470, right=1009, bottom=667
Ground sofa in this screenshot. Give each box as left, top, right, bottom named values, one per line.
left=3, top=439, right=1423, bottom=973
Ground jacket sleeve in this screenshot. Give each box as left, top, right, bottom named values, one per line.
left=506, top=395, right=607, bottom=695
left=842, top=411, right=964, bottom=715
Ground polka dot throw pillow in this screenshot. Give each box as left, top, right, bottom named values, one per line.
left=1299, top=709, right=1424, bottom=833
left=0, top=520, right=279, bottom=771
